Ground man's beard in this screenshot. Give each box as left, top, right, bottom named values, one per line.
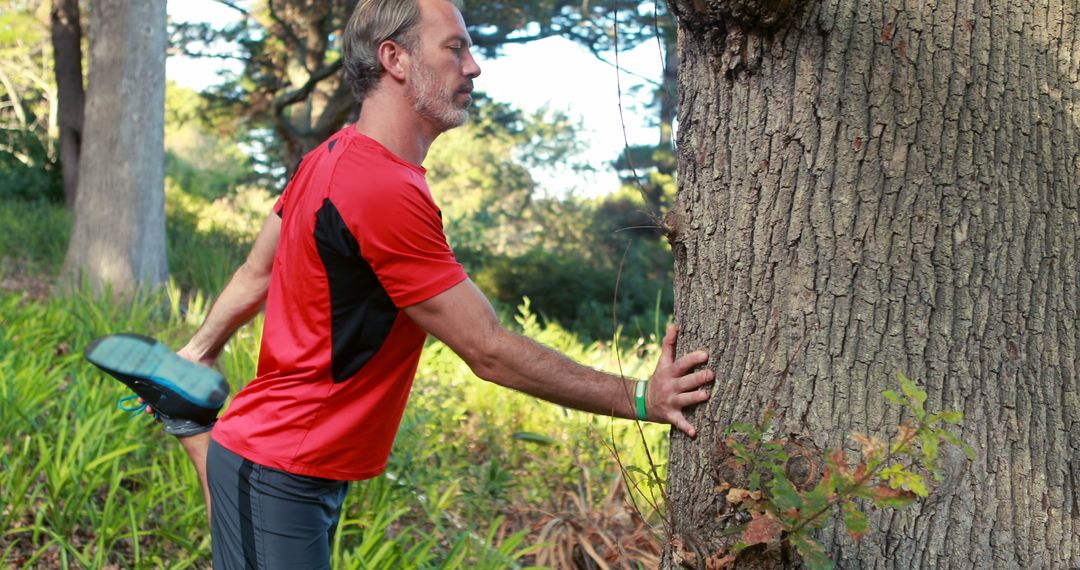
left=408, top=59, right=470, bottom=132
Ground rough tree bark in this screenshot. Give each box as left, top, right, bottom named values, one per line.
left=50, top=0, right=84, bottom=209
left=62, top=0, right=168, bottom=294
left=663, top=0, right=1079, bottom=567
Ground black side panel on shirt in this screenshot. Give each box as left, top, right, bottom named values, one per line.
left=314, top=198, right=398, bottom=383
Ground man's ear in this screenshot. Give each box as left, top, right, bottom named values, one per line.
left=377, top=39, right=409, bottom=81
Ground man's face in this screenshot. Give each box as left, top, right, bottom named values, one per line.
left=406, top=0, right=481, bottom=132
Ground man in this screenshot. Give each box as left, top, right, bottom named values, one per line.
left=100, top=0, right=714, bottom=567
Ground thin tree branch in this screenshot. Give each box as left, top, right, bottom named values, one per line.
left=611, top=6, right=662, bottom=226
left=471, top=26, right=569, bottom=51
left=590, top=50, right=664, bottom=87
left=166, top=46, right=249, bottom=61
left=211, top=0, right=249, bottom=16
left=273, top=59, right=343, bottom=113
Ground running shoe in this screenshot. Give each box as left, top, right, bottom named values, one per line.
left=84, top=333, right=228, bottom=428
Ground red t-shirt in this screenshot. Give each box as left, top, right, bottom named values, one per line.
left=212, top=127, right=467, bottom=480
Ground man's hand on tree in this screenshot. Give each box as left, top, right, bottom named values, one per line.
left=646, top=324, right=714, bottom=438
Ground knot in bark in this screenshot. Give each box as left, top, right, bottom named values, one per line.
left=782, top=437, right=822, bottom=491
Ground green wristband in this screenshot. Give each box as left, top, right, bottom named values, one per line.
left=635, top=380, right=648, bottom=421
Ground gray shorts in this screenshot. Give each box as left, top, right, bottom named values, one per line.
left=207, top=438, right=349, bottom=569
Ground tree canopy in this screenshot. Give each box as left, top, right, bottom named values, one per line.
left=170, top=0, right=676, bottom=178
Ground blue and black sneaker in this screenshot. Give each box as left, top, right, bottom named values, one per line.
left=85, top=333, right=229, bottom=435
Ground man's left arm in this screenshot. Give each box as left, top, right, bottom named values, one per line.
left=403, top=279, right=713, bottom=437
left=178, top=212, right=281, bottom=367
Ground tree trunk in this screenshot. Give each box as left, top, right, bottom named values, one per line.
left=50, top=0, right=84, bottom=209
left=663, top=0, right=1079, bottom=567
left=62, top=0, right=168, bottom=295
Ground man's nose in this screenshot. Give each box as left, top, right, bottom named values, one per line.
left=462, top=49, right=481, bottom=78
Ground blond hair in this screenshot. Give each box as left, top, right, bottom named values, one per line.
left=342, top=0, right=464, bottom=101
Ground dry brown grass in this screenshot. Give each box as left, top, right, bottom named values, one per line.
left=509, top=475, right=661, bottom=570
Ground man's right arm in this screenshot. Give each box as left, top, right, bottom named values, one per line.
left=404, top=279, right=713, bottom=436
left=177, top=213, right=281, bottom=367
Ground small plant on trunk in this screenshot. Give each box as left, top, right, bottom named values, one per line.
left=671, top=373, right=974, bottom=569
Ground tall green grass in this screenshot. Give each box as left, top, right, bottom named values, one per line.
left=0, top=200, right=71, bottom=277
left=0, top=195, right=670, bottom=568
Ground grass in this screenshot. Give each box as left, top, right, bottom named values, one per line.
left=0, top=195, right=671, bottom=568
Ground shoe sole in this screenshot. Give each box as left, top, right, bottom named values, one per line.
left=84, top=333, right=228, bottom=423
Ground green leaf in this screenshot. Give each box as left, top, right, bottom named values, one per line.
left=803, top=474, right=833, bottom=515
left=940, top=410, right=964, bottom=424
left=880, top=465, right=929, bottom=497
left=898, top=373, right=927, bottom=420
left=921, top=432, right=940, bottom=467
left=84, top=444, right=141, bottom=472
left=882, top=390, right=904, bottom=405
left=870, top=485, right=917, bottom=509
left=879, top=464, right=902, bottom=480
left=937, top=430, right=976, bottom=460
left=791, top=532, right=834, bottom=570
left=898, top=373, right=922, bottom=402
left=768, top=473, right=803, bottom=512
left=729, top=440, right=749, bottom=462
left=762, top=442, right=789, bottom=463
left=842, top=501, right=869, bottom=541
left=511, top=431, right=556, bottom=445
left=726, top=422, right=756, bottom=435
left=749, top=470, right=762, bottom=492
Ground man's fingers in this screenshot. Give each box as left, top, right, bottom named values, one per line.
left=673, top=388, right=710, bottom=408
left=660, top=324, right=677, bottom=364
left=653, top=324, right=709, bottom=439
left=678, top=368, right=715, bottom=391
left=670, top=413, right=697, bottom=438
left=671, top=350, right=709, bottom=375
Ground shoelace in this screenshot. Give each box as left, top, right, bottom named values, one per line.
left=117, top=395, right=159, bottom=420
left=116, top=395, right=214, bottom=436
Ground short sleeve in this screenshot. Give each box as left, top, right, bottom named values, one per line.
left=274, top=158, right=305, bottom=217
left=346, top=182, right=467, bottom=308
left=273, top=192, right=287, bottom=217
